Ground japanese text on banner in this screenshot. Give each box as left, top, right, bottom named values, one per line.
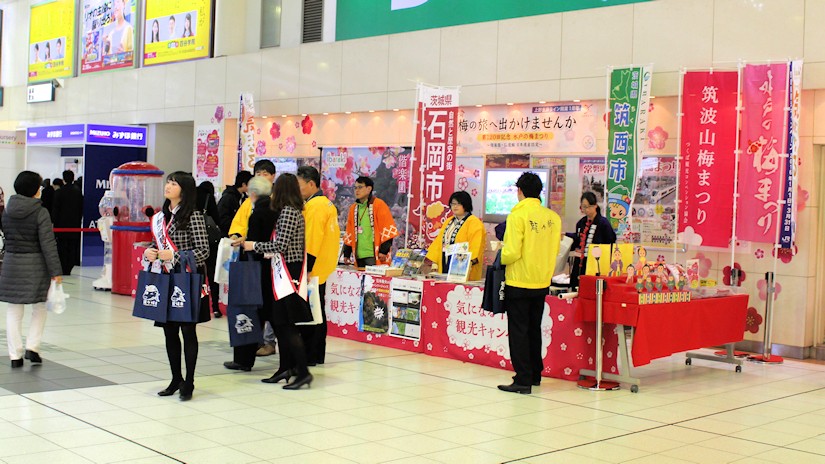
left=779, top=61, right=802, bottom=249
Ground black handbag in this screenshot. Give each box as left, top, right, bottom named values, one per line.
left=202, top=198, right=222, bottom=250
left=481, top=250, right=506, bottom=314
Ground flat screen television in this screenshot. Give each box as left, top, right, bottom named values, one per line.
left=483, top=168, right=550, bottom=224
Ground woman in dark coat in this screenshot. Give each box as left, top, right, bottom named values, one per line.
left=243, top=173, right=313, bottom=390
left=222, top=176, right=276, bottom=371
left=196, top=181, right=221, bottom=318
left=144, top=172, right=210, bottom=401
left=0, top=171, right=62, bottom=367
left=568, top=191, right=616, bottom=287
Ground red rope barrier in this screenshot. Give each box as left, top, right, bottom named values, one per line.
left=53, top=228, right=99, bottom=233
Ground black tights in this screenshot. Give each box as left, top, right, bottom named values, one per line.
left=273, top=323, right=309, bottom=377
left=163, top=323, right=199, bottom=384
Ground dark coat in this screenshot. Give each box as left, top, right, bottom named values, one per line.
left=196, top=188, right=220, bottom=226
left=51, top=184, right=83, bottom=227
left=0, top=195, right=62, bottom=304
left=246, top=197, right=278, bottom=321
left=217, top=186, right=244, bottom=236
left=570, top=213, right=616, bottom=251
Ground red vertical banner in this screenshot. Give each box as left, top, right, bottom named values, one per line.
left=679, top=71, right=738, bottom=247
left=407, top=85, right=459, bottom=248
left=737, top=64, right=789, bottom=243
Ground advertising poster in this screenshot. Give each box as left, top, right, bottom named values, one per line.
left=679, top=70, right=738, bottom=248
left=632, top=157, right=677, bottom=247
left=737, top=64, right=789, bottom=243
left=606, top=66, right=652, bottom=237
left=531, top=157, right=566, bottom=215
left=28, top=0, right=76, bottom=83
left=80, top=0, right=137, bottom=74
left=237, top=93, right=257, bottom=173
left=580, top=157, right=606, bottom=205
left=360, top=274, right=391, bottom=333
left=408, top=84, right=459, bottom=249
left=459, top=103, right=599, bottom=155
left=455, top=156, right=483, bottom=218
left=321, top=146, right=410, bottom=251
left=389, top=278, right=423, bottom=340
left=143, top=0, right=212, bottom=66
left=194, top=124, right=221, bottom=185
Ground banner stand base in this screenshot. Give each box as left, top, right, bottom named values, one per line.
left=747, top=354, right=784, bottom=364
left=577, top=377, right=620, bottom=391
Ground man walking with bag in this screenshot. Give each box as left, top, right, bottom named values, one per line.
left=498, top=172, right=561, bottom=394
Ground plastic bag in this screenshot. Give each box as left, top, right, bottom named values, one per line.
left=46, top=281, right=69, bottom=314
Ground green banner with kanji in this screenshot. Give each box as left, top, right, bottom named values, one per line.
left=605, top=66, right=652, bottom=237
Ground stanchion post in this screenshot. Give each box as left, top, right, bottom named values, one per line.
left=747, top=271, right=784, bottom=364
left=577, top=277, right=620, bottom=391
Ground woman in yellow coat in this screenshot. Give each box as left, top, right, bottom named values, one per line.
left=426, top=191, right=486, bottom=281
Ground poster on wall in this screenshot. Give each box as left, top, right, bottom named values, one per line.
left=459, top=103, right=600, bottom=155
left=194, top=124, right=221, bottom=185
left=28, top=0, right=76, bottom=83
left=632, top=157, right=677, bottom=247
left=389, top=278, right=423, bottom=340
left=531, top=157, right=566, bottom=215
left=143, top=0, right=213, bottom=66
left=80, top=0, right=137, bottom=74
left=679, top=70, right=738, bottom=248
left=606, top=66, right=652, bottom=238
left=321, top=146, right=411, bottom=251
left=408, top=84, right=459, bottom=249
left=737, top=63, right=789, bottom=244
left=360, top=274, right=391, bottom=333
left=579, top=157, right=606, bottom=205
left=455, top=156, right=484, bottom=218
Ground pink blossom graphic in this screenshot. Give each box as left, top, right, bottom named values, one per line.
left=755, top=249, right=765, bottom=259
left=745, top=307, right=763, bottom=334
left=797, top=187, right=809, bottom=212
left=321, top=179, right=336, bottom=201
left=285, top=136, right=296, bottom=154
left=214, top=106, right=224, bottom=123
left=255, top=140, right=267, bottom=156
left=474, top=169, right=481, bottom=178
left=312, top=141, right=317, bottom=148
left=301, top=115, right=314, bottom=135
left=269, top=122, right=281, bottom=140
left=471, top=188, right=478, bottom=197
left=657, top=254, right=665, bottom=263
left=564, top=130, right=576, bottom=141
left=648, top=126, right=668, bottom=150
left=295, top=122, right=300, bottom=129
left=458, top=164, right=465, bottom=172
left=757, top=279, right=782, bottom=301
left=693, top=252, right=712, bottom=278
left=278, top=143, right=283, bottom=150
left=722, top=263, right=745, bottom=286
left=457, top=177, right=469, bottom=190
left=256, top=128, right=261, bottom=135
left=772, top=245, right=797, bottom=264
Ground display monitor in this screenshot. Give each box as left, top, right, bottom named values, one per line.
left=483, top=168, right=550, bottom=224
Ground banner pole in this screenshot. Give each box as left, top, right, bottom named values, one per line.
left=603, top=66, right=612, bottom=217
left=673, top=68, right=685, bottom=263
left=405, top=83, right=422, bottom=248
left=418, top=85, right=427, bottom=248
left=730, top=62, right=744, bottom=277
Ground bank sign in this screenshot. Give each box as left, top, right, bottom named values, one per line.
left=336, top=0, right=651, bottom=40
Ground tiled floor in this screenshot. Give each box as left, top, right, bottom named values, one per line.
left=1, top=268, right=825, bottom=463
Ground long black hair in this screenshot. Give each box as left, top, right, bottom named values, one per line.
left=162, top=171, right=197, bottom=229
left=270, top=173, right=304, bottom=214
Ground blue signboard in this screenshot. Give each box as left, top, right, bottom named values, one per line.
left=27, top=124, right=147, bottom=147
left=27, top=124, right=86, bottom=145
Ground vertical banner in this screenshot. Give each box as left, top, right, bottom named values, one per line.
left=408, top=84, right=460, bottom=248
left=679, top=71, right=739, bottom=247
left=194, top=124, right=221, bottom=185
left=606, top=66, right=652, bottom=236
left=236, top=93, right=257, bottom=173
left=28, top=0, right=76, bottom=83
left=80, top=0, right=137, bottom=74
left=737, top=64, right=789, bottom=243
left=779, top=60, right=802, bottom=249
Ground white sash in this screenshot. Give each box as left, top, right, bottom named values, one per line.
left=268, top=228, right=308, bottom=301
left=150, top=211, right=177, bottom=273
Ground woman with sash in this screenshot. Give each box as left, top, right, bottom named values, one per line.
left=426, top=191, right=486, bottom=281
left=144, top=172, right=210, bottom=401
left=567, top=191, right=616, bottom=288
left=242, top=173, right=313, bottom=390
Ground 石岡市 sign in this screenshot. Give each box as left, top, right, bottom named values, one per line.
left=737, top=64, right=789, bottom=244
left=679, top=71, right=738, bottom=248
left=458, top=102, right=599, bottom=155
left=408, top=84, right=459, bottom=248
left=605, top=66, right=652, bottom=237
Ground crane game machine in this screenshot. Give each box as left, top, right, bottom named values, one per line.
left=109, top=162, right=164, bottom=295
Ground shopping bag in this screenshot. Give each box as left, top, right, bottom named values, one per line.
left=214, top=238, right=236, bottom=284
left=481, top=250, right=506, bottom=314
left=296, top=276, right=322, bottom=326
left=226, top=304, right=263, bottom=347
left=133, top=264, right=170, bottom=323
left=228, top=252, right=263, bottom=306
left=167, top=251, right=202, bottom=323
left=46, top=280, right=69, bottom=314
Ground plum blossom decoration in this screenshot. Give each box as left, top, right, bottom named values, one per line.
left=269, top=122, right=281, bottom=140
left=693, top=252, right=712, bottom=278
left=757, top=279, right=782, bottom=301
left=255, top=141, right=267, bottom=156
left=755, top=249, right=765, bottom=259
left=214, top=106, right=224, bottom=123
left=301, top=115, right=314, bottom=135
left=285, top=136, right=296, bottom=154
left=648, top=126, right=669, bottom=150
left=745, top=307, right=763, bottom=334
left=722, top=263, right=745, bottom=286
left=772, top=245, right=797, bottom=264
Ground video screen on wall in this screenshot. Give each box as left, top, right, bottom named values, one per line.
left=80, top=0, right=137, bottom=74
left=28, top=0, right=76, bottom=83
left=142, top=0, right=214, bottom=66
left=484, top=168, right=550, bottom=223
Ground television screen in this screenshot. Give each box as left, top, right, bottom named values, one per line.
left=483, top=168, right=549, bottom=223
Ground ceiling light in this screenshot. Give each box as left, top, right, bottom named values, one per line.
left=323, top=112, right=329, bottom=115
left=506, top=103, right=514, bottom=106
left=301, top=113, right=307, bottom=116
left=281, top=114, right=287, bottom=117
left=368, top=110, right=375, bottom=113
left=573, top=99, right=581, bottom=103
left=475, top=104, right=482, bottom=107
left=538, top=101, right=546, bottom=104
left=345, top=111, right=352, bottom=114
left=392, top=108, right=399, bottom=112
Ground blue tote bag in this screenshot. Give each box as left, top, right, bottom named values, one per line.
left=133, top=264, right=170, bottom=323
left=481, top=250, right=506, bottom=314
left=228, top=251, right=263, bottom=306
left=168, top=251, right=203, bottom=323
left=226, top=304, right=264, bottom=347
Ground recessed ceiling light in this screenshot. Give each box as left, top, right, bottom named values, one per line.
left=345, top=111, right=352, bottom=114
left=281, top=114, right=287, bottom=117
left=538, top=101, right=546, bottom=104
left=392, top=108, right=399, bottom=112
left=323, top=112, right=329, bottom=115
left=261, top=116, right=268, bottom=119
left=368, top=110, right=375, bottom=113
left=301, top=113, right=307, bottom=116
left=475, top=104, right=482, bottom=107
left=649, top=96, right=656, bottom=99
left=573, top=99, right=581, bottom=102
left=506, top=103, right=514, bottom=106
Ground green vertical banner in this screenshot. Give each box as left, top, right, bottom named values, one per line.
left=606, top=66, right=652, bottom=238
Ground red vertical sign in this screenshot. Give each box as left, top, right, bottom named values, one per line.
left=408, top=85, right=459, bottom=248
left=679, top=71, right=738, bottom=247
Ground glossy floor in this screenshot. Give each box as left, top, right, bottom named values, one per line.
left=1, top=268, right=825, bottom=463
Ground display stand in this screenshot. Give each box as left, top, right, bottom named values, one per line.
left=714, top=268, right=749, bottom=358
left=747, top=272, right=784, bottom=364
left=577, top=278, right=622, bottom=392
left=687, top=343, right=743, bottom=372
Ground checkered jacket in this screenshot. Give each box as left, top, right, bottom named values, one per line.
left=150, top=210, right=210, bottom=267
left=254, top=206, right=305, bottom=263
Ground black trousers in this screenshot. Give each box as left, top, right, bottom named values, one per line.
left=299, top=283, right=327, bottom=364
left=355, top=257, right=376, bottom=267
left=505, top=286, right=548, bottom=386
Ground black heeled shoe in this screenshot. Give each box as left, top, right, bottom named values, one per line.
left=157, top=380, right=182, bottom=397
left=213, top=310, right=222, bottom=318
left=10, top=359, right=23, bottom=368
left=25, top=350, right=42, bottom=364
left=179, top=382, right=194, bottom=401
left=261, top=368, right=293, bottom=384
left=283, top=373, right=313, bottom=390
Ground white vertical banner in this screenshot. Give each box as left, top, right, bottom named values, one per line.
left=237, top=92, right=257, bottom=173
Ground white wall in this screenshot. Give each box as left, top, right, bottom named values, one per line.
left=146, top=123, right=194, bottom=177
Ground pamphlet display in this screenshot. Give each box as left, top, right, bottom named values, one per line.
left=389, top=279, right=423, bottom=341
